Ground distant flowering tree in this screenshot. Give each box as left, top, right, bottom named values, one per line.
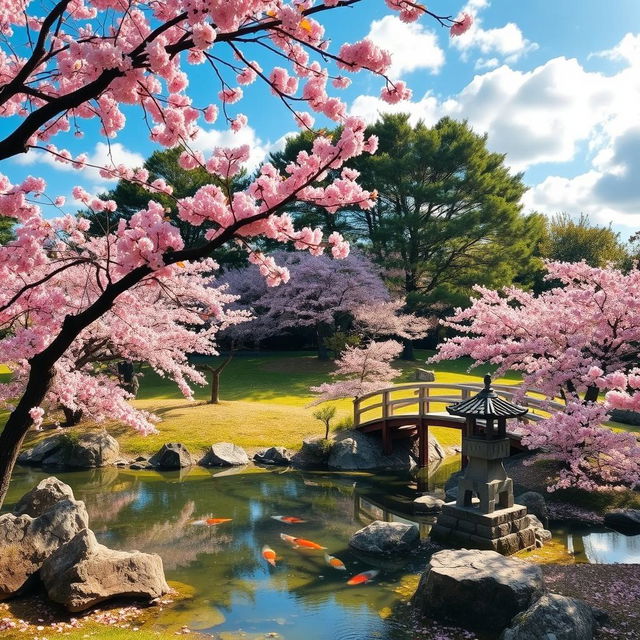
left=311, top=297, right=433, bottom=402
left=222, top=250, right=389, bottom=358
left=432, top=261, right=640, bottom=491
left=0, top=0, right=472, bottom=506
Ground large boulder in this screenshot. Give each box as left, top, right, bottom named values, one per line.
left=501, top=593, right=597, bottom=640
left=63, top=431, right=120, bottom=468
left=17, top=435, right=64, bottom=465
left=349, top=520, right=419, bottom=555
left=12, top=477, right=74, bottom=517
left=253, top=446, right=292, bottom=466
left=603, top=509, right=640, bottom=536
left=517, top=492, right=549, bottom=528
left=0, top=498, right=89, bottom=599
left=412, top=549, right=545, bottom=632
left=20, top=431, right=120, bottom=468
left=527, top=514, right=552, bottom=547
left=149, top=442, right=193, bottom=469
left=41, top=529, right=170, bottom=612
left=199, top=442, right=249, bottom=467
left=291, top=437, right=332, bottom=469
left=327, top=430, right=444, bottom=471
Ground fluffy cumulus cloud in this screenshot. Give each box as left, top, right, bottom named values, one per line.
left=350, top=32, right=640, bottom=231
left=366, top=15, right=444, bottom=78
left=450, top=0, right=538, bottom=69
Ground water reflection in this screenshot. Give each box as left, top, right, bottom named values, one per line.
left=3, top=464, right=639, bottom=640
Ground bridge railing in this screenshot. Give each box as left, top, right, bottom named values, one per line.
left=353, top=382, right=565, bottom=428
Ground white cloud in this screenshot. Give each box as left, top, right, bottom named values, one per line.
left=366, top=15, right=445, bottom=78
left=350, top=32, right=640, bottom=231
left=523, top=126, right=640, bottom=231
left=592, top=32, right=640, bottom=64
left=451, top=2, right=537, bottom=65
left=15, top=141, right=145, bottom=185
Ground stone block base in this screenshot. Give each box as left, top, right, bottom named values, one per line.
left=430, top=503, right=536, bottom=555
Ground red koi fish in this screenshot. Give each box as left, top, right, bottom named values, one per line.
left=271, top=515, right=307, bottom=524
left=279, top=533, right=326, bottom=550
left=347, top=569, right=379, bottom=585
left=190, top=518, right=232, bottom=526
left=324, top=554, right=346, bottom=571
left=262, top=545, right=277, bottom=567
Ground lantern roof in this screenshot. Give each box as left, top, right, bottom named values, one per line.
left=446, top=375, right=528, bottom=419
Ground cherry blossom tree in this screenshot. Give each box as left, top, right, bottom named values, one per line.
left=2, top=256, right=248, bottom=432
left=431, top=261, right=640, bottom=491
left=0, top=0, right=472, bottom=507
left=311, top=339, right=404, bottom=403
left=222, top=250, right=389, bottom=358
left=311, top=297, right=433, bottom=402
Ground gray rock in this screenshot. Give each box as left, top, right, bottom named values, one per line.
left=328, top=434, right=380, bottom=470
left=130, top=463, right=153, bottom=470
left=65, top=431, right=120, bottom=468
left=253, top=446, right=292, bottom=466
left=415, top=369, right=436, bottom=382
left=501, top=593, right=597, bottom=640
left=41, top=529, right=169, bottom=612
left=0, top=498, right=89, bottom=599
left=609, top=408, right=640, bottom=426
left=17, top=435, right=64, bottom=465
left=413, top=495, right=445, bottom=515
left=149, top=442, right=193, bottom=469
left=517, top=492, right=549, bottom=528
left=26, top=431, right=120, bottom=469
left=603, top=509, right=640, bottom=536
left=412, top=549, right=545, bottom=632
left=328, top=430, right=443, bottom=471
left=349, top=520, right=419, bottom=555
left=12, top=477, right=74, bottom=517
left=527, top=514, right=552, bottom=545
left=199, top=442, right=249, bottom=467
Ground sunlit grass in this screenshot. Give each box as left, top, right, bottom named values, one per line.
left=5, top=350, right=630, bottom=457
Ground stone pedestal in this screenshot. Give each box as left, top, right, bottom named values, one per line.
left=430, top=502, right=536, bottom=555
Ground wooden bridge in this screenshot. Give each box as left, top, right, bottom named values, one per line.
left=353, top=382, right=565, bottom=468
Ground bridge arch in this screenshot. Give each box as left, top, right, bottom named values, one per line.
left=353, top=382, right=564, bottom=468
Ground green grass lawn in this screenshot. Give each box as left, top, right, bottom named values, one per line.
left=15, top=350, right=521, bottom=458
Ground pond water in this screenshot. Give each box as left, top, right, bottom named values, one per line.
left=4, top=463, right=639, bottom=640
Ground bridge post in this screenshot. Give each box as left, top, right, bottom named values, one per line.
left=382, top=390, right=391, bottom=454
left=418, top=422, right=429, bottom=469
left=353, top=397, right=360, bottom=427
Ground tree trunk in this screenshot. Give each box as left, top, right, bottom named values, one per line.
left=401, top=339, right=415, bottom=361
left=317, top=326, right=330, bottom=361
left=197, top=354, right=233, bottom=405
left=0, top=361, right=55, bottom=508
left=62, top=406, right=83, bottom=427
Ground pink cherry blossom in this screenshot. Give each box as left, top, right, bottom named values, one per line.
left=432, top=261, right=640, bottom=491
left=450, top=12, right=473, bottom=36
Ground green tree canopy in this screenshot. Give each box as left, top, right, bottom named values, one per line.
left=539, top=212, right=628, bottom=268
left=273, top=115, right=544, bottom=316
left=0, top=217, right=13, bottom=245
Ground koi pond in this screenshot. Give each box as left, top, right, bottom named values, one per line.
left=4, top=463, right=640, bottom=640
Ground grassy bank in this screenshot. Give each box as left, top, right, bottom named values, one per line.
left=16, top=350, right=519, bottom=457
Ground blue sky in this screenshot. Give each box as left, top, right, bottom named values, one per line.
left=3, top=0, right=640, bottom=237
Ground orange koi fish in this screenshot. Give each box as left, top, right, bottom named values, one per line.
left=324, top=554, right=346, bottom=571
left=190, top=518, right=232, bottom=526
left=347, top=569, right=379, bottom=585
left=271, top=515, right=307, bottom=524
left=279, top=533, right=326, bottom=550
left=262, top=545, right=277, bottom=567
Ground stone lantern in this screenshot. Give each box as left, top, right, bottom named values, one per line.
left=430, top=375, right=537, bottom=555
